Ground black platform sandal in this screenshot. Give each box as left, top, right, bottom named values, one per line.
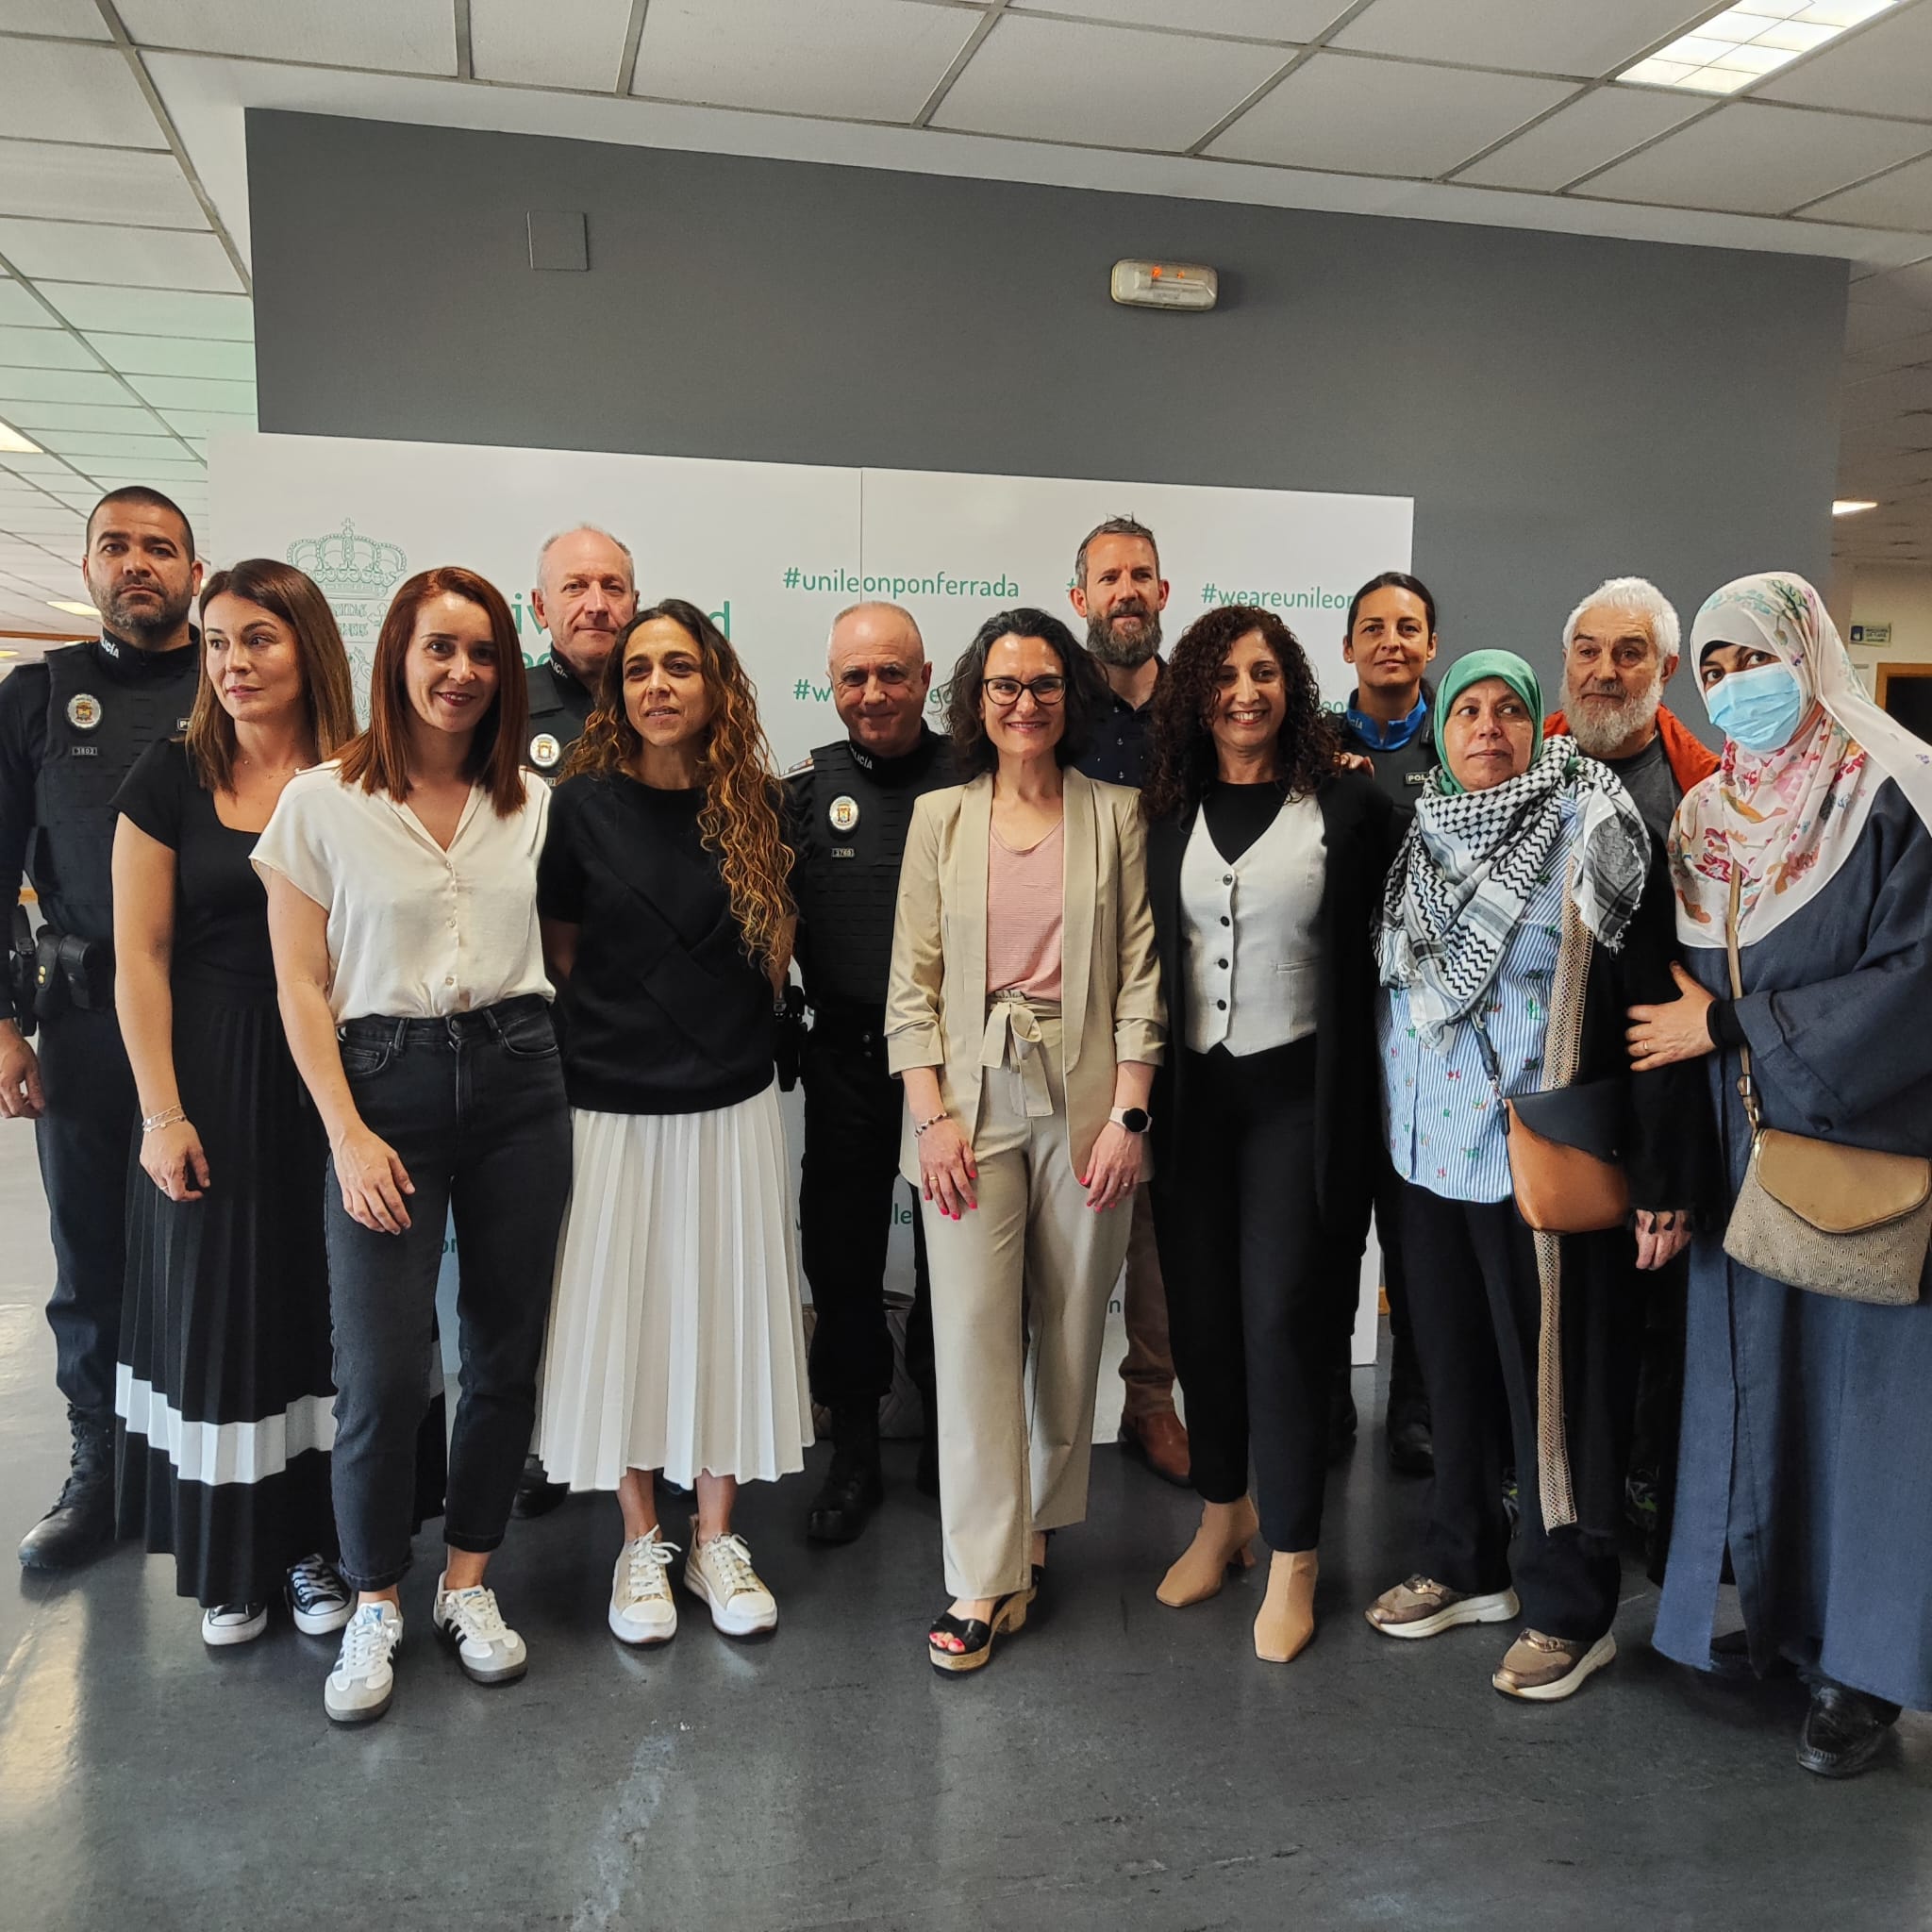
left=1031, top=1527, right=1055, bottom=1597
left=927, top=1591, right=1027, bottom=1674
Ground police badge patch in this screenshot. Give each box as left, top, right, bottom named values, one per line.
left=529, top=733, right=561, bottom=770
left=828, top=794, right=859, bottom=833
left=67, top=693, right=102, bottom=731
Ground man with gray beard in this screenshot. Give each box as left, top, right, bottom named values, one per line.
left=1066, top=515, right=1189, bottom=1486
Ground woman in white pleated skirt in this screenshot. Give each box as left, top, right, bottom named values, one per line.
left=532, top=598, right=809, bottom=1643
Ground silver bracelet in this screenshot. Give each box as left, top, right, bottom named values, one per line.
left=141, top=1105, right=187, bottom=1135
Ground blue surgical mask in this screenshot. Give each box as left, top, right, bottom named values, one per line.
left=1705, top=661, right=1806, bottom=752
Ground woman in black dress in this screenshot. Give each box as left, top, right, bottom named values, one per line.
left=111, top=558, right=358, bottom=1645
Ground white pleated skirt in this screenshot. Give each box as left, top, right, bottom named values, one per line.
left=533, top=1086, right=813, bottom=1491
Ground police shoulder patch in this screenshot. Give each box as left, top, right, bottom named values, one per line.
left=785, top=753, right=815, bottom=775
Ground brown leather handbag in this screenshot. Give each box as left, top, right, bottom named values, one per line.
left=1719, top=870, right=1930, bottom=1305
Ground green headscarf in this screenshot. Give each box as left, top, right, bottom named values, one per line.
left=1432, top=649, right=1545, bottom=795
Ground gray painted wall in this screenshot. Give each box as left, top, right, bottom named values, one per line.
left=248, top=108, right=1847, bottom=707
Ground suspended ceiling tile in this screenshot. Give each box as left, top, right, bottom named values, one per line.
left=1755, top=1, right=1932, bottom=121
left=0, top=220, right=242, bottom=292
left=0, top=325, right=96, bottom=371
left=635, top=0, right=978, bottom=123
left=470, top=0, right=632, bottom=91
left=79, top=331, right=253, bottom=378
left=156, top=408, right=252, bottom=437
left=0, top=38, right=167, bottom=146
left=1804, top=153, right=1932, bottom=231
left=0, top=366, right=136, bottom=405
left=0, top=141, right=208, bottom=228
left=37, top=282, right=253, bottom=339
left=1331, top=0, right=1712, bottom=77
left=112, top=0, right=458, bottom=74
left=1850, top=328, right=1932, bottom=370
left=1209, top=51, right=1574, bottom=176
left=123, top=370, right=252, bottom=412
left=1846, top=297, right=1932, bottom=354
left=1007, top=0, right=1330, bottom=39
left=1860, top=258, right=1932, bottom=308
left=0, top=280, right=55, bottom=326
left=1454, top=82, right=1706, bottom=189
left=1573, top=102, right=1932, bottom=217
left=32, top=428, right=190, bottom=458
left=3, top=398, right=166, bottom=431
left=0, top=1, right=113, bottom=36
left=936, top=12, right=1290, bottom=150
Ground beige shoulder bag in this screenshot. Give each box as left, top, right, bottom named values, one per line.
left=1720, top=868, right=1931, bottom=1305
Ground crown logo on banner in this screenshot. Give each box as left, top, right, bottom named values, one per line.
left=287, top=519, right=408, bottom=597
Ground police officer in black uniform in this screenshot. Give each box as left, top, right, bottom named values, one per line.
left=786, top=601, right=951, bottom=1543
left=3, top=487, right=203, bottom=1569
left=519, top=524, right=637, bottom=778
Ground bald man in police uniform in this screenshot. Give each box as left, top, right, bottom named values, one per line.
left=786, top=602, right=952, bottom=1542
left=3, top=487, right=202, bottom=1570
left=520, top=525, right=638, bottom=775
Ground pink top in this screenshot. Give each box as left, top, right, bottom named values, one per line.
left=985, top=817, right=1065, bottom=1000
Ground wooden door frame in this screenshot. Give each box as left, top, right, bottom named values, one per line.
left=1874, top=662, right=1932, bottom=709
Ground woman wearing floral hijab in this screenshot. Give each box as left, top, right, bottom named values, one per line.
left=1628, top=573, right=1932, bottom=1779
left=1366, top=650, right=1711, bottom=1703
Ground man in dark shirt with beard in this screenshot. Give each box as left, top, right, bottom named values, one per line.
left=2, top=487, right=202, bottom=1569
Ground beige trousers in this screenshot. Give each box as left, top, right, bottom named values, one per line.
left=923, top=1008, right=1137, bottom=1598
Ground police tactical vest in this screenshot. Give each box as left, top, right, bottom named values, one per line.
left=523, top=656, right=594, bottom=774
left=31, top=642, right=195, bottom=941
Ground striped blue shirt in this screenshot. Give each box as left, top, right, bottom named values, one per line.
left=1379, top=855, right=1567, bottom=1205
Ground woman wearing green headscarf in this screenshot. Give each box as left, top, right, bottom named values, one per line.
left=1365, top=651, right=1714, bottom=1702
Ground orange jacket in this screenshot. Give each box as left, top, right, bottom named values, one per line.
left=1543, top=703, right=1719, bottom=795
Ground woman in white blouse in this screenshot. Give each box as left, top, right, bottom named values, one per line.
left=256, top=566, right=571, bottom=1728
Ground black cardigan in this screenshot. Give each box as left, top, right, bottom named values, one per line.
left=1145, top=770, right=1400, bottom=1251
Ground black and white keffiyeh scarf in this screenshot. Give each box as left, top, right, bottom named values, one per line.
left=1377, top=737, right=1650, bottom=1050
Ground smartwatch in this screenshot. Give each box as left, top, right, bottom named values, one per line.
left=1108, top=1106, right=1151, bottom=1134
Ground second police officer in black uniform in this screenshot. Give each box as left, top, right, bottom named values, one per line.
left=786, top=601, right=952, bottom=1543
left=4, top=488, right=203, bottom=1570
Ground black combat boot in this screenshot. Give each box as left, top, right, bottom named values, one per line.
left=18, top=1406, right=116, bottom=1572
left=807, top=1407, right=885, bottom=1544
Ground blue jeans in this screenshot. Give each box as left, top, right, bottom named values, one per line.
left=325, top=996, right=571, bottom=1591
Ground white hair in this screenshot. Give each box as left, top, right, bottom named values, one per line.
left=826, top=600, right=924, bottom=665
left=534, top=524, right=635, bottom=588
left=1563, top=576, right=1680, bottom=664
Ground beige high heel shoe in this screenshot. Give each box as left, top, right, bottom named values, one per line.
left=1254, top=1550, right=1319, bottom=1663
left=1156, top=1496, right=1259, bottom=1607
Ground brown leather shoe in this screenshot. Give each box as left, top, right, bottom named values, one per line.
left=1118, top=1411, right=1191, bottom=1487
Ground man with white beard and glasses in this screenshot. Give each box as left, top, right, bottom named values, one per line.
left=1066, top=516, right=1189, bottom=1488
left=1544, top=576, right=1716, bottom=1568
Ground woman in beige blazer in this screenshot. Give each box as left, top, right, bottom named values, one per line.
left=887, top=607, right=1164, bottom=1674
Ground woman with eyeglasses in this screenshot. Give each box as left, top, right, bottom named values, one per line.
left=887, top=607, right=1164, bottom=1674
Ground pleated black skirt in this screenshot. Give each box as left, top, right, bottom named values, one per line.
left=113, top=983, right=340, bottom=1607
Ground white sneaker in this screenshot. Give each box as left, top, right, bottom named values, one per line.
left=325, top=1602, right=403, bottom=1724
left=684, top=1532, right=777, bottom=1638
left=286, top=1554, right=354, bottom=1636
left=202, top=1602, right=268, bottom=1647
left=609, top=1531, right=679, bottom=1646
left=432, top=1574, right=528, bottom=1685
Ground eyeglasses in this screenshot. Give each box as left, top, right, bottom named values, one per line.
left=983, top=675, right=1067, bottom=708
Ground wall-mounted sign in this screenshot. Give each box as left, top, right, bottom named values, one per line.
left=1851, top=622, right=1892, bottom=645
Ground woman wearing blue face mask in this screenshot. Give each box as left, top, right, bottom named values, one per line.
left=1627, top=572, right=1932, bottom=1780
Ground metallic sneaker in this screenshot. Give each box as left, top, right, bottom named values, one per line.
left=1366, top=1574, right=1522, bottom=1641
left=609, top=1531, right=679, bottom=1646
left=202, top=1602, right=268, bottom=1647
left=432, top=1577, right=528, bottom=1686
left=325, top=1602, right=403, bottom=1724
left=685, top=1532, right=777, bottom=1638
left=286, top=1554, right=354, bottom=1636
left=1492, top=1628, right=1617, bottom=1701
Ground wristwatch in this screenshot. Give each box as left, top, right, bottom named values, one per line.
left=1108, top=1106, right=1151, bottom=1134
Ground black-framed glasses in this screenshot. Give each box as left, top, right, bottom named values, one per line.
left=984, top=675, right=1067, bottom=708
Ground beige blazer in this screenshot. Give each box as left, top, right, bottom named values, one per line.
left=886, top=768, right=1165, bottom=1185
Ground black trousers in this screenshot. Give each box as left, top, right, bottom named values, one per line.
left=799, top=1018, right=934, bottom=1421
left=1160, top=1039, right=1339, bottom=1553
left=1398, top=1181, right=1622, bottom=1642
left=325, top=999, right=571, bottom=1591
left=1374, top=1157, right=1429, bottom=1428
left=34, top=1002, right=136, bottom=1419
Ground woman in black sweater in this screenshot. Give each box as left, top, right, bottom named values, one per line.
left=531, top=601, right=808, bottom=1647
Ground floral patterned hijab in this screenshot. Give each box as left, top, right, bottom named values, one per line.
left=1671, top=572, right=1932, bottom=949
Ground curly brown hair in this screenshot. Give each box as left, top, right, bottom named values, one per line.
left=560, top=599, right=795, bottom=971
left=941, top=606, right=1108, bottom=779
left=1142, top=605, right=1339, bottom=820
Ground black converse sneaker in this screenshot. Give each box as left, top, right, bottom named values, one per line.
left=287, top=1554, right=354, bottom=1636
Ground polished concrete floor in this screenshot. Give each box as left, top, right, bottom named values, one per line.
left=3, top=1138, right=1929, bottom=1930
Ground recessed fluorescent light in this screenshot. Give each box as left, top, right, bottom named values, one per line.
left=1832, top=499, right=1879, bottom=514
left=1621, top=1, right=1901, bottom=94
left=47, top=599, right=98, bottom=616
left=0, top=419, right=43, bottom=456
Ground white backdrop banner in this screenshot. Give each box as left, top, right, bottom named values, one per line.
left=209, top=431, right=1410, bottom=1378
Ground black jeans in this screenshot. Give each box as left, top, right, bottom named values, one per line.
left=325, top=997, right=571, bottom=1591
left=799, top=1014, right=934, bottom=1421
left=1159, top=1039, right=1341, bottom=1553
left=1398, top=1181, right=1622, bottom=1642
left=34, top=1002, right=136, bottom=1419
left=1374, top=1156, right=1429, bottom=1430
